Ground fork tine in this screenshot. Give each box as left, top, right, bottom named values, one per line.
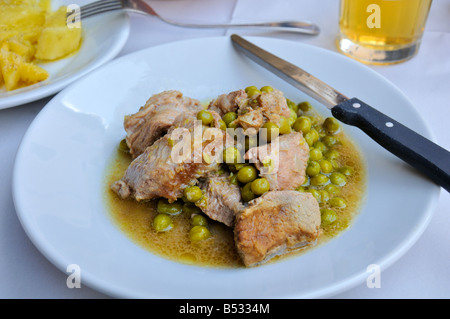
left=80, top=0, right=124, bottom=19
left=80, top=0, right=122, bottom=12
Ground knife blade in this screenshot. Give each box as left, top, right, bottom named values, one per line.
left=231, top=34, right=450, bottom=193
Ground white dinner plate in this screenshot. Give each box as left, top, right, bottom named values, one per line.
left=0, top=0, right=130, bottom=110
left=12, top=36, right=440, bottom=298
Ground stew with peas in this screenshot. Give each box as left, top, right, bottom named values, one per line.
left=105, top=86, right=366, bottom=267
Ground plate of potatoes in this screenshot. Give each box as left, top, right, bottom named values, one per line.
left=0, top=0, right=130, bottom=109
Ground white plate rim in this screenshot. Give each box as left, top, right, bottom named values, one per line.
left=11, top=35, right=441, bottom=299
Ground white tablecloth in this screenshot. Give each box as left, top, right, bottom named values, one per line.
left=1, top=0, right=449, bottom=299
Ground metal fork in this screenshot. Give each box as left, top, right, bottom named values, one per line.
left=76, top=0, right=320, bottom=35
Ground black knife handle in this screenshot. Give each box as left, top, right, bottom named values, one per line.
left=332, top=98, right=450, bottom=193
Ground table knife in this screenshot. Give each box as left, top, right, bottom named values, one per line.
left=231, top=34, right=450, bottom=193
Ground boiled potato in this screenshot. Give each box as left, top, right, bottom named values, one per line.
left=20, top=60, right=48, bottom=83
left=0, top=40, right=48, bottom=91
left=0, top=0, right=82, bottom=91
left=0, top=2, right=46, bottom=28
left=6, top=38, right=35, bottom=61
left=0, top=43, right=22, bottom=91
left=37, top=0, right=51, bottom=11
left=35, top=6, right=82, bottom=61
left=0, top=1, right=46, bottom=43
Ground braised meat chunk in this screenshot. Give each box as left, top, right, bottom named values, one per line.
left=257, top=88, right=292, bottom=123
left=232, top=88, right=291, bottom=130
left=124, top=90, right=203, bottom=158
left=245, top=132, right=309, bottom=191
left=207, top=89, right=248, bottom=116
left=234, top=191, right=321, bottom=267
left=111, top=134, right=217, bottom=202
left=196, top=172, right=245, bottom=227
left=111, top=111, right=230, bottom=202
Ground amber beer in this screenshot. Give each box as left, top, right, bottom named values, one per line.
left=337, top=0, right=432, bottom=64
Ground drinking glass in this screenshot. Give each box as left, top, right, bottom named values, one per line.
left=337, top=0, right=432, bottom=65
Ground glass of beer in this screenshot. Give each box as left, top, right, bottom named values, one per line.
left=337, top=0, right=432, bottom=65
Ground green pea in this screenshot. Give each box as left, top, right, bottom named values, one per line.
left=223, top=146, right=241, bottom=164
left=330, top=172, right=347, bottom=186
left=203, top=152, right=212, bottom=164
left=245, top=86, right=261, bottom=98
left=322, top=135, right=339, bottom=148
left=183, top=185, right=203, bottom=203
left=304, top=128, right=319, bottom=146
left=191, top=214, right=208, bottom=226
left=330, top=159, right=341, bottom=170
left=324, top=184, right=341, bottom=196
left=323, top=117, right=341, bottom=134
left=319, top=159, right=333, bottom=174
left=260, top=86, right=273, bottom=93
left=227, top=120, right=239, bottom=129
left=321, top=208, right=337, bottom=226
left=189, top=225, right=211, bottom=242
left=309, top=116, right=319, bottom=127
left=288, top=108, right=298, bottom=125
left=279, top=116, right=292, bottom=135
left=310, top=174, right=329, bottom=187
left=340, top=165, right=354, bottom=176
left=118, top=138, right=129, bottom=153
left=289, top=100, right=299, bottom=114
left=324, top=149, right=340, bottom=160
left=316, top=126, right=327, bottom=139
left=153, top=214, right=173, bottom=232
left=261, top=122, right=279, bottom=142
left=241, top=182, right=256, bottom=202
left=237, top=165, right=258, bottom=184
left=292, top=116, right=312, bottom=134
left=329, top=197, right=347, bottom=208
left=197, top=110, right=214, bottom=126
left=286, top=98, right=297, bottom=110
left=306, top=161, right=321, bottom=177
left=298, top=101, right=312, bottom=112
left=304, top=132, right=314, bottom=146
left=251, top=178, right=270, bottom=196
left=306, top=189, right=321, bottom=202
left=229, top=172, right=239, bottom=185
left=222, top=112, right=237, bottom=127
left=309, top=148, right=323, bottom=161
left=313, top=141, right=327, bottom=153
left=157, top=199, right=183, bottom=215
left=323, top=117, right=340, bottom=134
left=218, top=119, right=227, bottom=131
left=296, top=186, right=305, bottom=192
left=319, top=190, right=330, bottom=203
